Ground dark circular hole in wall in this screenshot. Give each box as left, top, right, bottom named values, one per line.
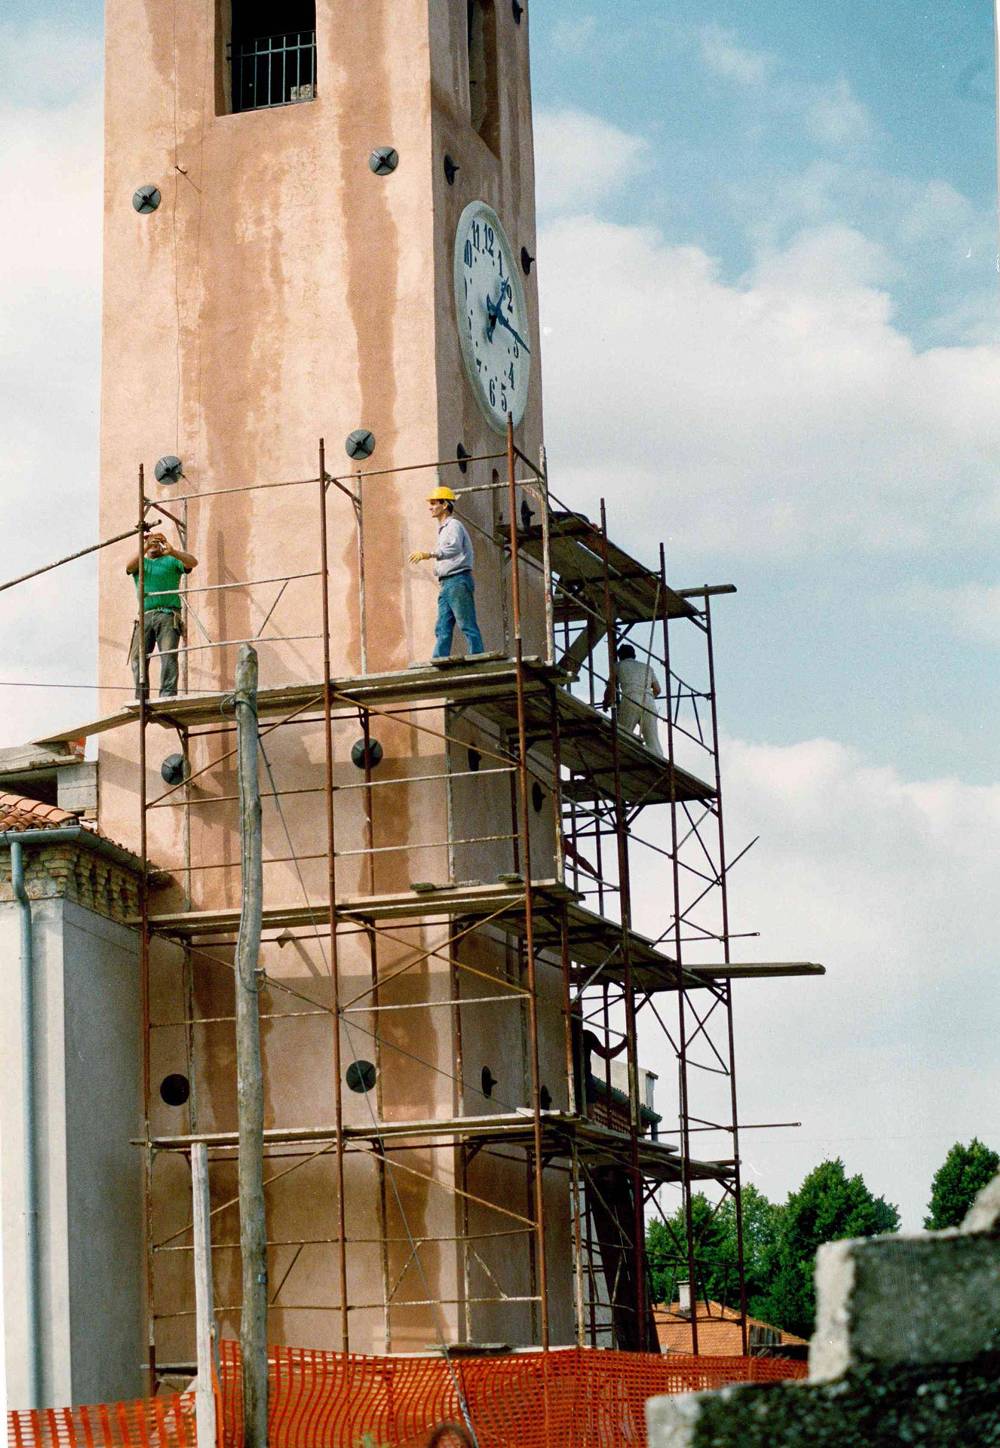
left=160, top=1073, right=190, bottom=1107
left=346, top=1060, right=377, bottom=1093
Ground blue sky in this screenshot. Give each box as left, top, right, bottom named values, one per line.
left=531, top=1, right=995, bottom=324
left=531, top=0, right=1000, bottom=786
left=0, top=1, right=997, bottom=1233
left=528, top=0, right=1000, bottom=1228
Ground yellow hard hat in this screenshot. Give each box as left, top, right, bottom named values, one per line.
left=427, top=485, right=458, bottom=502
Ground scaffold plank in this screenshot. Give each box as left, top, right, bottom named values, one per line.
left=32, top=657, right=565, bottom=745
left=498, top=517, right=697, bottom=624
left=475, top=686, right=716, bottom=805
left=147, top=1110, right=732, bottom=1184
left=34, top=659, right=714, bottom=807
left=687, top=961, right=826, bottom=980
left=138, top=877, right=576, bottom=937
left=137, top=880, right=805, bottom=993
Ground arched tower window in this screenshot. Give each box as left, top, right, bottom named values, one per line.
left=223, top=0, right=316, bottom=114
left=467, top=0, right=500, bottom=152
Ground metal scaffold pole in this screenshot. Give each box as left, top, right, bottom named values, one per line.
left=65, top=430, right=785, bottom=1379
left=505, top=414, right=550, bottom=1350
left=319, top=440, right=351, bottom=1351
left=234, top=643, right=268, bottom=1448
left=136, top=462, right=157, bottom=1390
left=658, top=544, right=700, bottom=1356
left=598, top=498, right=648, bottom=1352
left=704, top=592, right=749, bottom=1353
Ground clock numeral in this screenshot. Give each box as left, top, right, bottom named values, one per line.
left=456, top=205, right=528, bottom=426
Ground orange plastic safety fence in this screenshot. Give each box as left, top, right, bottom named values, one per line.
left=7, top=1394, right=197, bottom=1448
left=218, top=1342, right=806, bottom=1448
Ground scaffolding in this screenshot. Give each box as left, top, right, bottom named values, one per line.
left=38, top=423, right=822, bottom=1377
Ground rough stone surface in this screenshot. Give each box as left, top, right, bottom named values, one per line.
left=810, top=1234, right=1000, bottom=1380
left=647, top=1360, right=1000, bottom=1447
left=647, top=1173, right=1000, bottom=1447
left=963, top=1173, right=1000, bottom=1235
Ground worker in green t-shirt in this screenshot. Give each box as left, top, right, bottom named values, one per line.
left=126, top=531, right=198, bottom=697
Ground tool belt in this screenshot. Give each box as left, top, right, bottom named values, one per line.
left=129, top=609, right=184, bottom=656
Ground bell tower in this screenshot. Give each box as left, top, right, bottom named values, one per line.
left=98, top=0, right=543, bottom=695
left=96, top=0, right=571, bottom=1369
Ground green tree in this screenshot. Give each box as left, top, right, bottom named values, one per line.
left=739, top=1184, right=783, bottom=1317
left=924, top=1138, right=1000, bottom=1230
left=647, top=1193, right=726, bottom=1308
left=755, top=1159, right=900, bottom=1340
left=646, top=1184, right=781, bottom=1313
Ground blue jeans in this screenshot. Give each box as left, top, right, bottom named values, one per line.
left=434, top=572, right=485, bottom=658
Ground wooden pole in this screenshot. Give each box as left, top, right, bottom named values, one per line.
left=191, top=1142, right=218, bottom=1448
left=234, top=644, right=268, bottom=1448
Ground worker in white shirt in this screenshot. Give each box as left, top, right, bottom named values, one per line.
left=409, top=485, right=485, bottom=658
left=603, top=643, right=664, bottom=758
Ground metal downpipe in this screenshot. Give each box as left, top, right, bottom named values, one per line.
left=10, top=839, right=41, bottom=1407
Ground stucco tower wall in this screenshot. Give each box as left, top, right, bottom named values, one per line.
left=97, top=0, right=566, bottom=1356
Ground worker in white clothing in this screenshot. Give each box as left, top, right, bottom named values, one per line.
left=603, top=643, right=664, bottom=758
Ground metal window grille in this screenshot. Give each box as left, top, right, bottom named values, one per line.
left=234, top=30, right=316, bottom=112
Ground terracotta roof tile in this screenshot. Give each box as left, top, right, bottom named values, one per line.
left=0, top=793, right=83, bottom=832
left=654, top=1299, right=809, bottom=1355
left=0, top=792, right=146, bottom=873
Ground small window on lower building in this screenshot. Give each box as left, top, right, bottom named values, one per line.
left=226, top=0, right=317, bottom=114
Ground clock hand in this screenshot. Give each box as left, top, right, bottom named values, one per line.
left=493, top=308, right=531, bottom=354
left=485, top=289, right=503, bottom=340
left=485, top=285, right=531, bottom=353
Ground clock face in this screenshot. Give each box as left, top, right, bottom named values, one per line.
left=453, top=200, right=531, bottom=435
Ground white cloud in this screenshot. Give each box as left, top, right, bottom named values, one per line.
left=0, top=27, right=104, bottom=747
left=537, top=206, right=1000, bottom=559
left=890, top=580, right=1000, bottom=644
left=698, top=23, right=775, bottom=88
left=634, top=734, right=1000, bottom=1228
left=0, top=23, right=102, bottom=111
left=729, top=159, right=996, bottom=346
left=533, top=107, right=650, bottom=215
left=740, top=164, right=982, bottom=259
left=805, top=76, right=874, bottom=148
left=551, top=14, right=598, bottom=55
left=697, top=25, right=875, bottom=155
